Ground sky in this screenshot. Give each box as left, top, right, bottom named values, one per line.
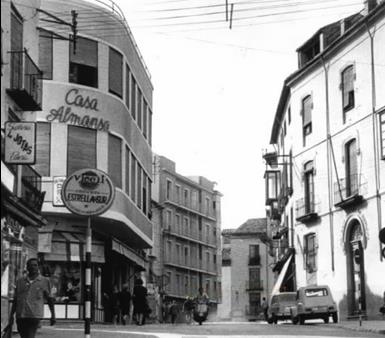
left=114, top=0, right=364, bottom=229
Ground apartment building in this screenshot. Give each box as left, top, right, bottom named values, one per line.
left=217, top=219, right=274, bottom=321
left=2, top=0, right=154, bottom=322
left=151, top=155, right=222, bottom=320
left=264, top=0, right=384, bottom=319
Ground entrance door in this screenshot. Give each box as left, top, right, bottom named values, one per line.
left=348, top=223, right=366, bottom=316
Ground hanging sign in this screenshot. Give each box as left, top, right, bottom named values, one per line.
left=4, top=122, right=36, bottom=164
left=53, top=176, right=66, bottom=206
left=61, top=169, right=115, bottom=216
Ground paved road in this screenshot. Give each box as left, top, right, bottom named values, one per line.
left=35, top=321, right=384, bottom=338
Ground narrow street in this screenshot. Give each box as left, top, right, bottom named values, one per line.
left=36, top=321, right=384, bottom=338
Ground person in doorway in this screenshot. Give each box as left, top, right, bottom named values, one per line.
left=111, top=285, right=120, bottom=325
left=7, top=258, right=56, bottom=338
left=119, top=284, right=131, bottom=325
left=132, top=278, right=147, bottom=325
left=261, top=297, right=269, bottom=322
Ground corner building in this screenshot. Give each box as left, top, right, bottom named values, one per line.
left=31, top=0, right=152, bottom=321
left=151, top=155, right=222, bottom=322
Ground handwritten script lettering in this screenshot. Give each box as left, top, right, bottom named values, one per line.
left=65, top=88, right=99, bottom=111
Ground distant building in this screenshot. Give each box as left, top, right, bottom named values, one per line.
left=151, top=155, right=222, bottom=321
left=217, top=219, right=274, bottom=321
left=264, top=0, right=384, bottom=319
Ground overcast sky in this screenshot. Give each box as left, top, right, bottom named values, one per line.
left=114, top=0, right=363, bottom=229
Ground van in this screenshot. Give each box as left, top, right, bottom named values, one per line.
left=291, top=285, right=338, bottom=325
left=267, top=292, right=297, bottom=324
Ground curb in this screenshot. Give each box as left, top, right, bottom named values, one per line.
left=333, top=324, right=385, bottom=335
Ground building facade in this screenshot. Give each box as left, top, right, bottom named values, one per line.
left=151, top=155, right=222, bottom=322
left=217, top=219, right=274, bottom=321
left=1, top=0, right=47, bottom=328
left=3, top=0, right=154, bottom=322
left=264, top=0, right=384, bottom=320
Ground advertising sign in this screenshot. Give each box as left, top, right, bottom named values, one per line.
left=4, top=122, right=36, bottom=164
left=53, top=177, right=66, bottom=206
left=61, top=169, right=115, bottom=216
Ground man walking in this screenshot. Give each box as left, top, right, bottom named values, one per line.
left=8, top=258, right=56, bottom=338
left=261, top=297, right=269, bottom=322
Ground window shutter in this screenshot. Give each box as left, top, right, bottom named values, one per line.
left=70, top=37, right=97, bottom=67
left=108, top=134, right=122, bottom=188
left=109, top=48, right=123, bottom=97
left=67, top=126, right=96, bottom=175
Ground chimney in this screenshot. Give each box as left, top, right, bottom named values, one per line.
left=363, top=0, right=377, bottom=15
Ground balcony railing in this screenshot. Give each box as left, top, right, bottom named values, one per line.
left=334, top=174, right=366, bottom=209
left=19, top=164, right=45, bottom=212
left=245, top=280, right=263, bottom=291
left=295, top=197, right=319, bottom=223
left=7, top=50, right=43, bottom=110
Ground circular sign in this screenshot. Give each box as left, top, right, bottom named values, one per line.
left=61, top=168, right=115, bottom=216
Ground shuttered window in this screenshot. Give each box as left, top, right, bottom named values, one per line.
left=39, top=30, right=53, bottom=80
left=137, top=89, right=142, bottom=129
left=69, top=37, right=98, bottom=88
left=67, top=126, right=96, bottom=175
left=130, top=154, right=136, bottom=202
left=35, top=122, right=51, bottom=176
left=125, top=64, right=130, bottom=110
left=125, top=146, right=130, bottom=196
left=131, top=75, right=136, bottom=120
left=342, top=65, right=355, bottom=113
left=109, top=47, right=123, bottom=98
left=108, top=134, right=122, bottom=188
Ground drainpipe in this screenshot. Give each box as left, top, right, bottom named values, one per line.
left=365, top=20, right=383, bottom=261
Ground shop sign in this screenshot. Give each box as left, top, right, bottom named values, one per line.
left=61, top=168, right=115, bottom=216
left=53, top=176, right=66, bottom=206
left=4, top=122, right=36, bottom=164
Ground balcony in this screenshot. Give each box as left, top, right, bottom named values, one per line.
left=245, top=280, right=263, bottom=291
left=334, top=174, right=366, bottom=209
left=19, top=164, right=45, bottom=212
left=6, top=50, right=42, bottom=111
left=248, top=255, right=261, bottom=266
left=295, top=197, right=319, bottom=223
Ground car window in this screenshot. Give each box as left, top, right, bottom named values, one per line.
left=304, top=288, right=328, bottom=297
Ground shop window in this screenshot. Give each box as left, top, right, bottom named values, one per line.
left=38, top=29, right=53, bottom=80
left=109, top=47, right=123, bottom=98
left=67, top=126, right=96, bottom=176
left=108, top=134, right=122, bottom=189
left=69, top=37, right=98, bottom=88
left=35, top=122, right=51, bottom=176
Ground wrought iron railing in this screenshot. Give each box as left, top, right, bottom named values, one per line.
left=295, top=197, right=319, bottom=219
left=334, top=173, right=366, bottom=204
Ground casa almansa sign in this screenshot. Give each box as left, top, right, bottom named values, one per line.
left=46, top=88, right=110, bottom=131
left=61, top=168, right=115, bottom=216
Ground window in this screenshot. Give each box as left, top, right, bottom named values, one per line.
left=137, top=89, right=142, bottom=129
left=109, top=48, right=123, bottom=97
left=38, top=30, right=53, bottom=80
left=184, top=247, right=189, bottom=265
left=175, top=214, right=181, bottom=233
left=304, top=233, right=317, bottom=273
left=206, top=224, right=210, bottom=242
left=108, top=134, right=122, bottom=188
left=288, top=106, right=291, bottom=124
left=345, top=139, right=358, bottom=197
left=341, top=65, right=355, bottom=115
left=302, top=95, right=312, bottom=143
left=125, top=64, right=130, bottom=110
left=125, top=146, right=130, bottom=196
left=143, top=100, right=148, bottom=139
left=10, top=7, right=23, bottom=89
left=205, top=197, right=210, bottom=214
left=148, top=108, right=153, bottom=146
left=249, top=245, right=260, bottom=265
left=166, top=210, right=172, bottom=230
left=131, top=75, right=136, bottom=119
left=166, top=179, right=172, bottom=200
left=381, top=111, right=385, bottom=160
left=137, top=163, right=142, bottom=209
left=142, top=171, right=147, bottom=215
left=183, top=217, right=189, bottom=235
left=69, top=37, right=98, bottom=88
left=147, top=177, right=152, bottom=218
left=176, top=244, right=181, bottom=264
left=175, top=185, right=181, bottom=204
left=184, top=189, right=189, bottom=206
left=35, top=122, right=51, bottom=176
left=304, top=161, right=314, bottom=214
left=130, top=154, right=136, bottom=202
left=67, top=126, right=96, bottom=175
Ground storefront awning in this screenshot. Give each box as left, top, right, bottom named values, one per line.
left=271, top=253, right=293, bottom=296
left=39, top=231, right=105, bottom=263
left=111, top=238, right=146, bottom=268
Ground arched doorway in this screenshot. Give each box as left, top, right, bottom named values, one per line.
left=346, top=220, right=366, bottom=317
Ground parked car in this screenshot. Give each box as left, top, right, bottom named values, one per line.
left=267, top=292, right=297, bottom=324
left=291, top=285, right=338, bottom=325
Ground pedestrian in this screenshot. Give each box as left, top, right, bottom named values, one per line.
left=169, top=300, right=179, bottom=324
left=182, top=296, right=194, bottom=324
left=132, top=278, right=147, bottom=325
left=161, top=301, right=169, bottom=323
left=261, top=297, right=269, bottom=322
left=111, top=285, right=120, bottom=325
left=119, top=284, right=131, bottom=325
left=7, top=258, right=56, bottom=338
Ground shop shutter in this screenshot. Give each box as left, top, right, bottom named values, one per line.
left=108, top=134, right=122, bottom=188
left=67, top=126, right=96, bottom=175
left=35, top=122, right=51, bottom=176
left=109, top=47, right=123, bottom=97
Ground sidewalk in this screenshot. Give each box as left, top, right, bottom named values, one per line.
left=326, top=319, right=385, bottom=335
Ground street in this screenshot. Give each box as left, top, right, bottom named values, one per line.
left=35, top=321, right=384, bottom=338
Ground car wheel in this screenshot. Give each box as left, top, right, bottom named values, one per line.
left=323, top=316, right=329, bottom=324
left=292, top=316, right=298, bottom=325
left=332, top=312, right=338, bottom=323
left=299, top=315, right=305, bottom=325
